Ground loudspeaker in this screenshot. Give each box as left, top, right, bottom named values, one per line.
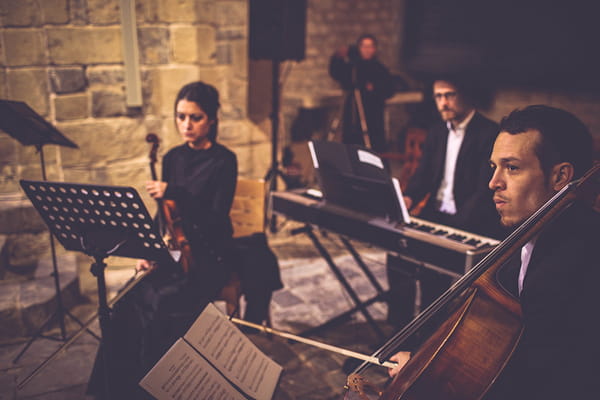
left=249, top=0, right=306, bottom=61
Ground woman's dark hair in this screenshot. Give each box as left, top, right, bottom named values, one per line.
left=174, top=81, right=220, bottom=142
left=499, top=105, right=593, bottom=179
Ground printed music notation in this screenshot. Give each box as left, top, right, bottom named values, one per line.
left=139, top=303, right=282, bottom=400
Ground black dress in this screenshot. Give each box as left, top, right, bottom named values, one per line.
left=87, top=142, right=238, bottom=399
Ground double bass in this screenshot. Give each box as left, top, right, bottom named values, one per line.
left=145, top=133, right=194, bottom=274
left=347, top=163, right=600, bottom=399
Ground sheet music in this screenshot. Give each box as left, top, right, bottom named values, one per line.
left=392, top=177, right=411, bottom=224
left=184, top=304, right=282, bottom=400
left=139, top=339, right=246, bottom=400
left=140, top=303, right=282, bottom=400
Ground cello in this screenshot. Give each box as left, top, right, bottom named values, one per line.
left=146, top=133, right=194, bottom=274
left=347, top=163, right=600, bottom=399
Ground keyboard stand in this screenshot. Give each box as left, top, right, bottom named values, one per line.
left=290, top=224, right=387, bottom=340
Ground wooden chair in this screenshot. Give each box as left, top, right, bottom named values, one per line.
left=217, top=178, right=267, bottom=317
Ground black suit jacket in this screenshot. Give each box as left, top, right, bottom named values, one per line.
left=404, top=111, right=502, bottom=238
left=487, top=204, right=600, bottom=399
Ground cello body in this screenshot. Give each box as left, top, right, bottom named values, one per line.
left=381, top=268, right=522, bottom=399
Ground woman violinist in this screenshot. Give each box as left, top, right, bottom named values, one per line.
left=88, top=81, right=237, bottom=399
left=138, top=81, right=237, bottom=296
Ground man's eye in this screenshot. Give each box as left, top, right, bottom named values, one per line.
left=507, top=164, right=519, bottom=171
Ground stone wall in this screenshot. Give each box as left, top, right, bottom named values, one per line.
left=486, top=88, right=600, bottom=148
left=0, top=0, right=271, bottom=283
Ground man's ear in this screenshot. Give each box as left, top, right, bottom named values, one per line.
left=550, top=162, right=574, bottom=191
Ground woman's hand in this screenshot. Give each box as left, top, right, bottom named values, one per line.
left=146, top=180, right=167, bottom=199
left=388, top=351, right=411, bottom=378
left=136, top=259, right=156, bottom=272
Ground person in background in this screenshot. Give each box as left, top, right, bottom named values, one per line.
left=386, top=76, right=503, bottom=329
left=329, top=34, right=395, bottom=152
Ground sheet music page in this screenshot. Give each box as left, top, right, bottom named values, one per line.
left=139, top=338, right=246, bottom=400
left=184, top=303, right=282, bottom=400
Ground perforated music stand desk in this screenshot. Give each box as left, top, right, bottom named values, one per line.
left=20, top=179, right=174, bottom=399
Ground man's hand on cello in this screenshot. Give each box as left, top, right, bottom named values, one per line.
left=387, top=351, right=411, bottom=378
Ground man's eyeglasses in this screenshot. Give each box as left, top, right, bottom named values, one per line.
left=433, top=91, right=457, bottom=101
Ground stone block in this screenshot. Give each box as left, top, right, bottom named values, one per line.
left=194, top=1, right=216, bottom=24
left=221, top=77, right=246, bottom=119
left=138, top=27, right=170, bottom=65
left=214, top=1, right=247, bottom=27
left=55, top=93, right=89, bottom=121
left=230, top=140, right=271, bottom=178
left=155, top=0, right=198, bottom=22
left=3, top=29, right=47, bottom=67
left=48, top=27, right=123, bottom=65
left=0, top=68, right=6, bottom=98
left=0, top=133, right=18, bottom=166
left=144, top=66, right=202, bottom=116
left=218, top=120, right=253, bottom=145
left=70, top=0, right=88, bottom=25
left=57, top=118, right=149, bottom=166
left=15, top=144, right=58, bottom=172
left=6, top=68, right=50, bottom=117
left=91, top=88, right=127, bottom=117
left=1, top=232, right=50, bottom=273
left=49, top=67, right=87, bottom=94
left=0, top=165, right=22, bottom=194
left=88, top=0, right=121, bottom=24
left=171, top=25, right=216, bottom=64
left=230, top=39, right=248, bottom=79
left=216, top=43, right=231, bottom=65
left=216, top=28, right=245, bottom=41
left=0, top=200, right=47, bottom=234
left=87, top=65, right=125, bottom=86
left=40, top=0, right=69, bottom=24
left=0, top=0, right=41, bottom=27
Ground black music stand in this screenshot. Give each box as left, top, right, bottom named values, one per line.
left=19, top=179, right=175, bottom=398
left=0, top=100, right=83, bottom=362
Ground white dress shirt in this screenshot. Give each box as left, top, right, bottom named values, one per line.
left=435, top=110, right=475, bottom=215
left=518, top=238, right=537, bottom=295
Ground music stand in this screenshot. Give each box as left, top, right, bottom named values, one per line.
left=19, top=179, right=174, bottom=398
left=0, top=100, right=83, bottom=362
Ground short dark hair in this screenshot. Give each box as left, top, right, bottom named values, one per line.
left=174, top=81, right=220, bottom=142
left=357, top=33, right=377, bottom=47
left=432, top=75, right=484, bottom=109
left=499, top=105, right=593, bottom=179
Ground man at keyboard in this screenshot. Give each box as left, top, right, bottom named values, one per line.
left=387, top=76, right=503, bottom=328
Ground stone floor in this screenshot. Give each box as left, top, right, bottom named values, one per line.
left=1, top=221, right=399, bottom=399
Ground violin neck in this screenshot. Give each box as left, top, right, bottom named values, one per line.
left=149, top=162, right=158, bottom=181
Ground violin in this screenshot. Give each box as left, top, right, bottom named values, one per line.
left=146, top=133, right=194, bottom=274
left=348, top=163, right=600, bottom=399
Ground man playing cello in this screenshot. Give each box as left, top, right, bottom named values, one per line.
left=388, top=105, right=600, bottom=399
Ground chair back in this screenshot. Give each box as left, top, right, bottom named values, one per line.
left=230, top=177, right=266, bottom=238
